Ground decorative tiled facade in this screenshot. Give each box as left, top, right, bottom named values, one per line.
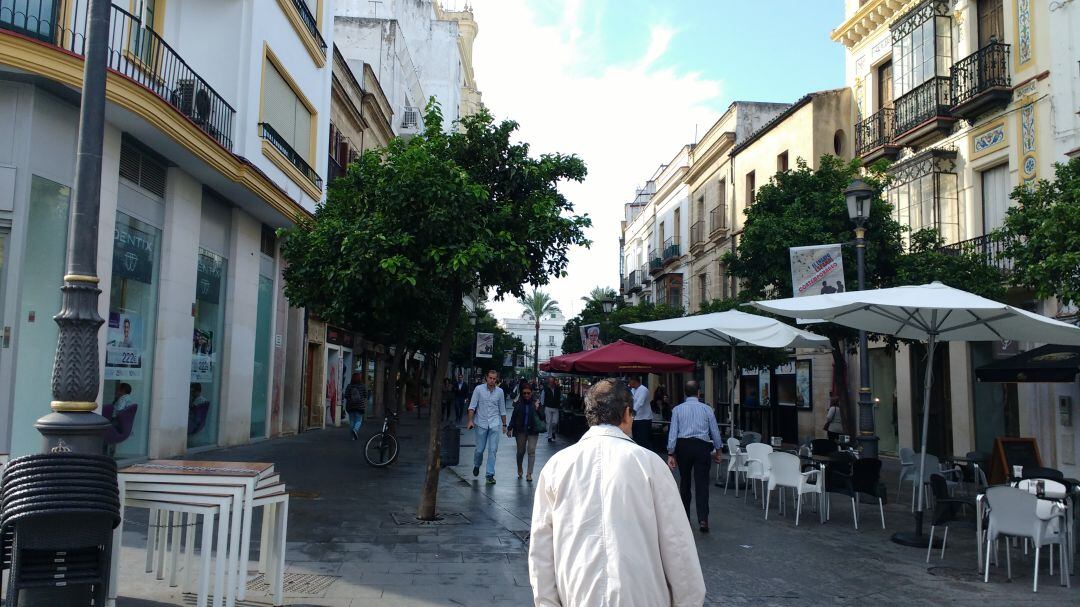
left=1018, top=100, right=1037, bottom=183
left=971, top=121, right=1006, bottom=159
left=1016, top=0, right=1032, bottom=67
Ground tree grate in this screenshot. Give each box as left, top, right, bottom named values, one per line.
left=246, top=572, right=338, bottom=597
left=391, top=512, right=471, bottom=526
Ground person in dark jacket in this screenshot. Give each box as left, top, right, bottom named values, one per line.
left=453, top=374, right=469, bottom=422
left=344, top=372, right=368, bottom=440
left=508, top=383, right=543, bottom=481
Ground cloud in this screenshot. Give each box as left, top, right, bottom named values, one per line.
left=467, top=0, right=723, bottom=324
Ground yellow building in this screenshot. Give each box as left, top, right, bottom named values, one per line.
left=834, top=0, right=1078, bottom=471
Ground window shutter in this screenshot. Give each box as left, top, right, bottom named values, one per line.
left=119, top=139, right=167, bottom=198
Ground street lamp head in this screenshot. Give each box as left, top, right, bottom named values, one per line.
left=600, top=298, right=615, bottom=314
left=844, top=178, right=874, bottom=225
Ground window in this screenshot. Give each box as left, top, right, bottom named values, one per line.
left=698, top=273, right=708, bottom=306
left=548, top=335, right=555, bottom=345
left=887, top=149, right=962, bottom=244
left=777, top=151, right=789, bottom=173
left=260, top=224, right=277, bottom=257
left=131, top=0, right=166, bottom=66
left=891, top=0, right=952, bottom=98
left=833, top=130, right=845, bottom=156
left=262, top=52, right=314, bottom=162
left=719, top=262, right=730, bottom=300
left=548, top=349, right=554, bottom=358
left=980, top=163, right=1011, bottom=233
left=746, top=171, right=756, bottom=206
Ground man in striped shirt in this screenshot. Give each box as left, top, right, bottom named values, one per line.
left=667, top=380, right=723, bottom=532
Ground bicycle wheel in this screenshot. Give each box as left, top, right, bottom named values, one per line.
left=364, top=433, right=399, bottom=467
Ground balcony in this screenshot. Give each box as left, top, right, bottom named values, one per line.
left=855, top=108, right=902, bottom=164
left=327, top=154, right=345, bottom=184
left=689, top=221, right=705, bottom=253
left=639, top=264, right=652, bottom=285
left=290, top=0, right=327, bottom=52
left=1, top=3, right=236, bottom=150
left=648, top=255, right=664, bottom=275
left=627, top=270, right=642, bottom=293
left=938, top=234, right=1012, bottom=276
left=260, top=123, right=323, bottom=189
left=709, top=205, right=728, bottom=240
left=951, top=42, right=1011, bottom=122
left=662, top=238, right=681, bottom=264
left=894, top=76, right=956, bottom=147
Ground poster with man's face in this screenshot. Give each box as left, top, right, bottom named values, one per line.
left=105, top=311, right=142, bottom=380
left=579, top=323, right=603, bottom=351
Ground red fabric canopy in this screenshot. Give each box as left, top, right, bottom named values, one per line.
left=540, top=340, right=695, bottom=374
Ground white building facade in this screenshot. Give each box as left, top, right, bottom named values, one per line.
left=0, top=0, right=334, bottom=458
left=502, top=312, right=567, bottom=367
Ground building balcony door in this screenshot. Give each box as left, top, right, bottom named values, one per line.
left=977, top=0, right=1004, bottom=47
left=981, top=163, right=1010, bottom=234
left=878, top=60, right=894, bottom=111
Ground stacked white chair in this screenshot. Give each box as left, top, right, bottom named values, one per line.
left=720, top=437, right=749, bottom=497
left=744, top=443, right=774, bottom=508
left=764, top=451, right=823, bottom=525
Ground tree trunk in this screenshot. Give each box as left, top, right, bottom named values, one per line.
left=533, top=319, right=540, bottom=379
left=829, top=336, right=854, bottom=436
left=385, top=335, right=407, bottom=436
left=417, top=285, right=465, bottom=521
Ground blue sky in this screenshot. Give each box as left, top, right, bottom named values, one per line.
left=465, top=0, right=849, bottom=321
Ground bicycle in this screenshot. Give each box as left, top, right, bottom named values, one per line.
left=364, top=411, right=400, bottom=467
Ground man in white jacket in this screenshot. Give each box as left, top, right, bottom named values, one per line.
left=528, top=379, right=707, bottom=606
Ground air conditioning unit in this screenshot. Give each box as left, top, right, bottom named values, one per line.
left=173, top=79, right=212, bottom=125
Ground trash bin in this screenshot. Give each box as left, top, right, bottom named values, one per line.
left=440, top=425, right=461, bottom=467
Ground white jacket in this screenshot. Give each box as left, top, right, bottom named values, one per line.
left=528, top=424, right=707, bottom=606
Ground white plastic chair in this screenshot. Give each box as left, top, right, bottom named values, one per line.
left=913, top=454, right=960, bottom=511
left=720, top=437, right=749, bottom=497
left=983, top=486, right=1069, bottom=592
left=764, top=452, right=823, bottom=526
left=744, top=443, right=774, bottom=508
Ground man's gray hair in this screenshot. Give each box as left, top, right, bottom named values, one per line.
left=584, top=379, right=632, bottom=427
left=684, top=380, right=699, bottom=397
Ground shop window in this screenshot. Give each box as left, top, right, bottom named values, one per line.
left=104, top=212, right=162, bottom=458
left=887, top=149, right=961, bottom=245
left=189, top=249, right=228, bottom=449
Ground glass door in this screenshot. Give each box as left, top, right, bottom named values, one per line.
left=249, top=274, right=273, bottom=439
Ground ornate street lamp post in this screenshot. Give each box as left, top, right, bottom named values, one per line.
left=845, top=178, right=878, bottom=459
left=600, top=298, right=616, bottom=315
left=35, top=0, right=112, bottom=452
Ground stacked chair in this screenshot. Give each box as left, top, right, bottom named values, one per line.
left=1, top=453, right=121, bottom=605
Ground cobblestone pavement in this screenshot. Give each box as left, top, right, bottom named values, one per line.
left=111, top=414, right=1078, bottom=606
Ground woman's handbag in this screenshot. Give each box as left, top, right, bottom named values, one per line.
left=533, top=405, right=547, bottom=434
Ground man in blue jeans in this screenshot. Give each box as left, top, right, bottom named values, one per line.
left=467, top=369, right=507, bottom=484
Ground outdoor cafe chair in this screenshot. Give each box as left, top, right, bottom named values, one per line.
left=983, top=485, right=1069, bottom=592
left=740, top=431, right=762, bottom=447
left=744, top=443, right=773, bottom=508
left=764, top=452, right=822, bottom=526
left=720, top=437, right=749, bottom=497
left=926, top=473, right=976, bottom=562
left=913, top=454, right=960, bottom=511
left=898, top=447, right=917, bottom=503
left=1022, top=466, right=1065, bottom=482
left=810, top=439, right=838, bottom=457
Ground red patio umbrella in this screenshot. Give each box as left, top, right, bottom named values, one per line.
left=541, top=340, right=695, bottom=374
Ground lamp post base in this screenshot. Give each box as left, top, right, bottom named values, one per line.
left=858, top=434, right=879, bottom=459
left=35, top=410, right=111, bottom=454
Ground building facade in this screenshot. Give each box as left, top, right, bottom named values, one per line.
left=334, top=0, right=481, bottom=136
left=502, top=312, right=567, bottom=368
left=0, top=0, right=335, bottom=458
left=835, top=0, right=1079, bottom=474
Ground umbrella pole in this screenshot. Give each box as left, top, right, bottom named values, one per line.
left=730, top=345, right=738, bottom=437
left=892, top=333, right=942, bottom=547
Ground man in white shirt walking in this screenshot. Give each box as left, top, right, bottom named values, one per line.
left=529, top=379, right=706, bottom=606
left=468, top=369, right=507, bottom=485
left=667, top=380, right=723, bottom=533
left=628, top=375, right=652, bottom=448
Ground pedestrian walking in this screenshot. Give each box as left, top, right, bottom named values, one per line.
left=344, top=372, right=368, bottom=441
left=824, top=395, right=843, bottom=442
left=441, top=377, right=453, bottom=421
left=628, top=375, right=652, bottom=448
left=541, top=376, right=561, bottom=442
left=667, top=380, right=723, bottom=533
left=652, top=385, right=671, bottom=420
left=453, top=374, right=469, bottom=422
left=467, top=369, right=507, bottom=485
left=508, top=383, right=542, bottom=481
left=529, top=379, right=706, bottom=606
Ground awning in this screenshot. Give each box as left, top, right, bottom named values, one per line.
left=975, top=344, right=1080, bottom=383
left=540, top=340, right=695, bottom=374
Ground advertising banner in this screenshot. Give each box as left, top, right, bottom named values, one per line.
left=191, top=328, right=215, bottom=382
left=579, top=323, right=604, bottom=351
left=789, top=244, right=846, bottom=297
left=112, top=223, right=155, bottom=284
left=105, top=311, right=143, bottom=380
left=503, top=351, right=514, bottom=367
left=475, top=332, right=493, bottom=358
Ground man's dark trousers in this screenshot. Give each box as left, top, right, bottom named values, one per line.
left=631, top=419, right=652, bottom=449
left=675, top=437, right=712, bottom=524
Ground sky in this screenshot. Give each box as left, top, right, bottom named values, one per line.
left=454, top=0, right=847, bottom=323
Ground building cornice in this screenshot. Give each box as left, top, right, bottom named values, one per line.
left=686, top=132, right=734, bottom=186
left=831, top=0, right=912, bottom=48
left=0, top=31, right=312, bottom=222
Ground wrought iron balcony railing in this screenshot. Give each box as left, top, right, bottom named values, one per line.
left=938, top=233, right=1012, bottom=275
left=627, top=270, right=641, bottom=292
left=327, top=154, right=345, bottom=184
left=639, top=264, right=651, bottom=284
left=894, top=76, right=952, bottom=137
left=260, top=123, right=323, bottom=189
left=649, top=256, right=663, bottom=273
left=709, top=205, right=727, bottom=236
left=855, top=108, right=896, bottom=157
left=1, top=3, right=236, bottom=149
left=951, top=42, right=1010, bottom=108
left=291, top=0, right=327, bottom=52
left=662, top=237, right=681, bottom=262
left=689, top=221, right=705, bottom=249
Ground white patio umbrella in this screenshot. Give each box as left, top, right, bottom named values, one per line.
left=622, top=310, right=831, bottom=432
left=751, top=281, right=1080, bottom=544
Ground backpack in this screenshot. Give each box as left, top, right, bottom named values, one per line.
left=345, top=384, right=367, bottom=412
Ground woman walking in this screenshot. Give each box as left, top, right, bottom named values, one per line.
left=824, top=395, right=843, bottom=442
left=508, top=383, right=543, bottom=482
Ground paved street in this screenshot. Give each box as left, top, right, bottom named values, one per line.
left=112, top=414, right=1078, bottom=606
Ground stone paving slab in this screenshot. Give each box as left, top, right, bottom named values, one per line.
left=97, top=414, right=1078, bottom=606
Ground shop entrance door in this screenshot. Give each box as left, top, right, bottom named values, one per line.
left=870, top=349, right=898, bottom=454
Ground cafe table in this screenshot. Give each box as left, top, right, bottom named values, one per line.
left=108, top=460, right=276, bottom=607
